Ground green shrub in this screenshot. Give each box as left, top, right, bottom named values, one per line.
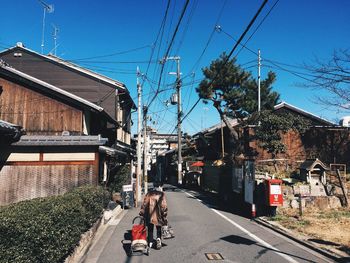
left=0, top=185, right=110, bottom=263
left=107, top=164, right=131, bottom=193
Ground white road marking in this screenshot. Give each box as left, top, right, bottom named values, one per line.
left=184, top=191, right=299, bottom=263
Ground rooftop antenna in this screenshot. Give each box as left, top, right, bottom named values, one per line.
left=51, top=24, right=59, bottom=56
left=38, top=0, right=54, bottom=54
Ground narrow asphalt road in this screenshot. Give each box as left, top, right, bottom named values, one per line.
left=80, top=185, right=334, bottom=263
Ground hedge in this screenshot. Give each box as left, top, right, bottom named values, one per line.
left=0, top=185, right=110, bottom=263
left=107, top=164, right=131, bottom=193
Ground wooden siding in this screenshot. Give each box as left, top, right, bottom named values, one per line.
left=0, top=164, right=97, bottom=206
left=249, top=128, right=307, bottom=168
left=0, top=48, right=134, bottom=145
left=0, top=78, right=83, bottom=135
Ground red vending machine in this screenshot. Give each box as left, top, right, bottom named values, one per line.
left=266, top=179, right=283, bottom=206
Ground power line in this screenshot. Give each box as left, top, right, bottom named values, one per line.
left=178, top=0, right=270, bottom=130
left=263, top=63, right=323, bottom=85
left=217, top=23, right=327, bottom=86
left=172, top=0, right=228, bottom=130
left=147, top=0, right=172, bottom=105
left=182, top=0, right=228, bottom=81
left=68, top=45, right=151, bottom=61
left=173, top=0, right=199, bottom=56
left=235, top=0, right=280, bottom=57
left=82, top=66, right=137, bottom=75
left=72, top=60, right=159, bottom=64
left=147, top=0, right=190, bottom=109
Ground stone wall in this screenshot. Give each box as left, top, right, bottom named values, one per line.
left=282, top=185, right=343, bottom=210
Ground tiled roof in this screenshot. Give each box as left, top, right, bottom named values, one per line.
left=12, top=135, right=108, bottom=146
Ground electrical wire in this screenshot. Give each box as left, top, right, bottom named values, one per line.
left=147, top=0, right=190, bottom=109
left=216, top=23, right=328, bottom=90
left=178, top=0, right=270, bottom=133
left=173, top=0, right=199, bottom=56
left=235, top=0, right=280, bottom=57
left=146, top=0, right=172, bottom=105
left=182, top=0, right=228, bottom=81
left=68, top=45, right=151, bottom=61
left=172, top=0, right=228, bottom=133
left=70, top=60, right=159, bottom=64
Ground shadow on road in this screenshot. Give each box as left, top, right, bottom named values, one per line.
left=163, top=185, right=182, bottom=192
left=221, top=234, right=256, bottom=245
left=308, top=238, right=341, bottom=246
left=121, top=230, right=132, bottom=257
left=181, top=186, right=252, bottom=219
left=220, top=234, right=317, bottom=263
left=308, top=239, right=350, bottom=262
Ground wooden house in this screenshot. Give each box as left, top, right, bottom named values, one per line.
left=0, top=60, right=132, bottom=205
left=0, top=42, right=136, bottom=146
left=251, top=102, right=338, bottom=169
left=193, top=102, right=350, bottom=171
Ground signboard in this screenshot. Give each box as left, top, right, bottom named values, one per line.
left=244, top=160, right=255, bottom=204
left=270, top=184, right=281, bottom=195
left=122, top=184, right=134, bottom=208
left=232, top=166, right=243, bottom=193
left=122, top=184, right=133, bottom=192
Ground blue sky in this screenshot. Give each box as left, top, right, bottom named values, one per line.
left=1, top=0, right=349, bottom=135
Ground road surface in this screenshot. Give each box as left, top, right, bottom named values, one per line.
left=80, top=185, right=334, bottom=263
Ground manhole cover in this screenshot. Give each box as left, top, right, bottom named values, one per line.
left=205, top=253, right=224, bottom=260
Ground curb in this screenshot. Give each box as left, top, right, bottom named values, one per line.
left=65, top=205, right=123, bottom=263
left=254, top=217, right=348, bottom=262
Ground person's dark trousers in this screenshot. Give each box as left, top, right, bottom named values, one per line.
left=148, top=223, right=162, bottom=243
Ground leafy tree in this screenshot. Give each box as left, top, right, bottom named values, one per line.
left=254, top=110, right=310, bottom=171
left=196, top=53, right=280, bottom=162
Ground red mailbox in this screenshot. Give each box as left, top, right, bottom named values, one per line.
left=266, top=179, right=283, bottom=206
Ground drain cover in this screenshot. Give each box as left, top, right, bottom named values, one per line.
left=205, top=253, right=224, bottom=260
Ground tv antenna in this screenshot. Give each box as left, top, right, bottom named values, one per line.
left=38, top=0, right=54, bottom=54
left=51, top=24, right=59, bottom=56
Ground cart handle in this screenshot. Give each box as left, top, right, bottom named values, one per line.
left=132, top=216, right=145, bottom=225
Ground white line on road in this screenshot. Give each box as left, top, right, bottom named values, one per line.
left=184, top=191, right=299, bottom=263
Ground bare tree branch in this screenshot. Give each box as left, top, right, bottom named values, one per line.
left=303, top=49, right=350, bottom=111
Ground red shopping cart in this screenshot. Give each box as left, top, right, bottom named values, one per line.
left=130, top=216, right=150, bottom=256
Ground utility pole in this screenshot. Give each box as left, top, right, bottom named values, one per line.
left=176, top=58, right=183, bottom=185
left=143, top=105, right=148, bottom=194
left=220, top=117, right=225, bottom=158
left=164, top=56, right=182, bottom=185
left=258, top=49, right=261, bottom=112
left=136, top=67, right=142, bottom=204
